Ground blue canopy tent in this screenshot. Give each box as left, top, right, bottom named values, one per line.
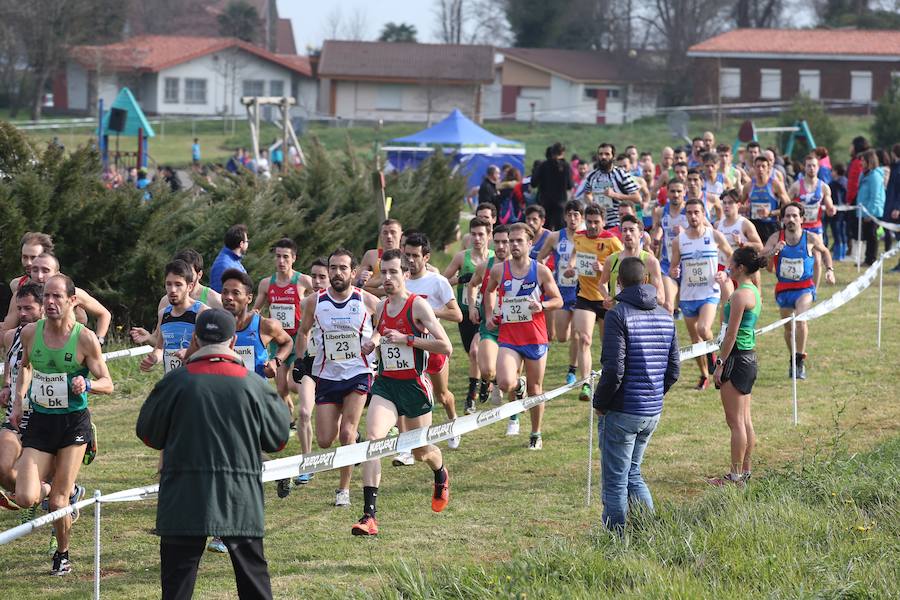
left=383, top=109, right=525, bottom=188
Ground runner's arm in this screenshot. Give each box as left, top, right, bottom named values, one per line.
left=435, top=299, right=463, bottom=323
left=822, top=184, right=836, bottom=216
left=741, top=219, right=764, bottom=251
left=298, top=273, right=314, bottom=297
left=79, top=328, right=113, bottom=395
left=293, top=294, right=316, bottom=359
left=536, top=231, right=558, bottom=263
left=139, top=310, right=165, bottom=371
left=761, top=231, right=783, bottom=257
left=466, top=263, right=486, bottom=323
left=774, top=179, right=791, bottom=212
left=537, top=264, right=563, bottom=311
left=646, top=255, right=666, bottom=306
left=712, top=230, right=734, bottom=260
left=668, top=238, right=681, bottom=277
left=442, top=251, right=464, bottom=285
left=810, top=233, right=835, bottom=283
left=75, top=288, right=111, bottom=339
left=252, top=278, right=269, bottom=312
left=714, top=288, right=751, bottom=387
left=262, top=317, right=293, bottom=364
left=482, top=263, right=503, bottom=328
left=11, top=325, right=35, bottom=428
left=598, top=256, right=614, bottom=303
left=408, top=298, right=452, bottom=356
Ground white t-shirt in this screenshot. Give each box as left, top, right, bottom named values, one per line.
left=405, top=272, right=454, bottom=312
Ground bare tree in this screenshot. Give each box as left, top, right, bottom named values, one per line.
left=465, top=0, right=513, bottom=45
left=435, top=0, right=465, bottom=44
left=324, top=6, right=343, bottom=40
left=342, top=6, right=370, bottom=41
left=733, top=0, right=782, bottom=27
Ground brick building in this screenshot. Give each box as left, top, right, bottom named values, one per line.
left=687, top=29, right=900, bottom=109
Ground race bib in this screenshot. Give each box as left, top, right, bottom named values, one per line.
left=323, top=330, right=361, bottom=362
left=31, top=371, right=68, bottom=409
left=684, top=258, right=712, bottom=287
left=803, top=203, right=820, bottom=223
left=234, top=346, right=256, bottom=370
left=380, top=340, right=415, bottom=371
left=501, top=295, right=534, bottom=324
left=270, top=303, right=295, bottom=330
left=751, top=202, right=770, bottom=219
left=576, top=251, right=597, bottom=277
left=163, top=350, right=183, bottom=373
left=779, top=257, right=804, bottom=281
left=307, top=330, right=318, bottom=357
left=475, top=291, right=483, bottom=308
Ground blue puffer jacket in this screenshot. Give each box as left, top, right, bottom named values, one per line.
left=593, top=284, right=680, bottom=416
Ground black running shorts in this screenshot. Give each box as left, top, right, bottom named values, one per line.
left=720, top=350, right=758, bottom=395
left=458, top=313, right=480, bottom=354
left=21, top=409, right=91, bottom=455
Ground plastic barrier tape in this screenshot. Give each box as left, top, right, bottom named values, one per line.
left=0, top=345, right=153, bottom=376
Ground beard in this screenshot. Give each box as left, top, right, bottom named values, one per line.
left=597, top=158, right=612, bottom=171
left=331, top=276, right=349, bottom=293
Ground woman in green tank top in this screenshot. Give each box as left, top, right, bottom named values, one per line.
left=709, top=246, right=766, bottom=487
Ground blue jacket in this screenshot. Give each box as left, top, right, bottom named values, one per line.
left=593, top=284, right=680, bottom=416
left=209, top=247, right=246, bottom=293
left=885, top=162, right=900, bottom=223
left=856, top=167, right=885, bottom=219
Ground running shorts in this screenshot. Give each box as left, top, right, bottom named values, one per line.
left=21, top=409, right=91, bottom=454
left=315, top=374, right=371, bottom=405
left=720, top=350, right=758, bottom=395
left=370, top=376, right=434, bottom=418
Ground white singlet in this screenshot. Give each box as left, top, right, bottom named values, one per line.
left=311, top=288, right=373, bottom=381
left=677, top=227, right=720, bottom=301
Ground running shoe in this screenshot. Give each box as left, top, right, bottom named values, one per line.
left=207, top=537, right=227, bottom=553
left=464, top=398, right=476, bottom=415
left=69, top=484, right=86, bottom=524
left=431, top=469, right=450, bottom=513
left=351, top=514, right=378, bottom=536
left=19, top=504, right=37, bottom=524
left=276, top=479, right=292, bottom=499
left=334, top=489, right=351, bottom=507
left=706, top=352, right=717, bottom=376
left=528, top=434, right=543, bottom=451
left=796, top=354, right=807, bottom=380
left=673, top=308, right=682, bottom=320
left=47, top=532, right=58, bottom=557
left=705, top=473, right=745, bottom=488
left=392, top=452, right=415, bottom=467
left=695, top=376, right=710, bottom=391
left=293, top=473, right=313, bottom=486
left=565, top=371, right=577, bottom=386
left=448, top=435, right=461, bottom=450
left=50, top=550, right=72, bottom=576
left=478, top=381, right=491, bottom=404
left=0, top=489, right=20, bottom=510
left=489, top=384, right=502, bottom=406
left=83, top=422, right=98, bottom=465
left=578, top=383, right=592, bottom=402
left=515, top=376, right=527, bottom=401
left=289, top=420, right=297, bottom=431
left=506, top=418, right=520, bottom=436
left=388, top=426, right=399, bottom=437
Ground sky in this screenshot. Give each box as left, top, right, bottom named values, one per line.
left=278, top=0, right=440, bottom=52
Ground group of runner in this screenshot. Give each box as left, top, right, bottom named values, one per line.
left=0, top=134, right=846, bottom=568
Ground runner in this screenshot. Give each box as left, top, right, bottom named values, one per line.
left=461, top=203, right=498, bottom=249
left=536, top=200, right=584, bottom=385
left=358, top=219, right=403, bottom=297
left=444, top=217, right=494, bottom=412
left=599, top=215, right=664, bottom=308
left=563, top=204, right=623, bottom=401
left=716, top=190, right=764, bottom=324
left=686, top=167, right=723, bottom=225
left=669, top=199, right=734, bottom=390
left=10, top=274, right=113, bottom=575
left=351, top=249, right=452, bottom=536
left=294, top=249, right=378, bottom=507
left=484, top=223, right=563, bottom=449
left=762, top=202, right=835, bottom=380
left=578, top=143, right=641, bottom=230
left=288, top=257, right=329, bottom=489
left=1, top=232, right=53, bottom=335
left=708, top=247, right=766, bottom=486
left=525, top=205, right=556, bottom=340
left=138, top=260, right=208, bottom=375
left=403, top=233, right=463, bottom=444
left=467, top=225, right=522, bottom=435
left=253, top=238, right=314, bottom=418
left=652, top=180, right=689, bottom=315
left=716, top=143, right=748, bottom=193
left=743, top=155, right=790, bottom=243
left=788, top=154, right=836, bottom=287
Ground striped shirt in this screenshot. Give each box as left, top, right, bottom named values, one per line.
left=577, top=167, right=639, bottom=228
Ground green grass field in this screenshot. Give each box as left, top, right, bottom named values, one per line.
left=0, top=254, right=898, bottom=598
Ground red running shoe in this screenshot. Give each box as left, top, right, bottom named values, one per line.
left=695, top=376, right=709, bottom=391
left=0, top=489, right=20, bottom=510
left=351, top=514, right=379, bottom=536
left=432, top=469, right=450, bottom=513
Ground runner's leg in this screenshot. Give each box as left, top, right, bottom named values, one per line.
left=572, top=308, right=597, bottom=380
left=296, top=377, right=315, bottom=454
left=337, top=393, right=367, bottom=491
left=523, top=355, right=547, bottom=435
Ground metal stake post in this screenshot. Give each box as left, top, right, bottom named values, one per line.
left=93, top=490, right=101, bottom=600
left=857, top=206, right=863, bottom=272
left=587, top=403, right=594, bottom=507
left=790, top=313, right=798, bottom=425
left=877, top=259, right=884, bottom=349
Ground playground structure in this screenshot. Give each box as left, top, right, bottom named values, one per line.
left=97, top=88, right=155, bottom=170
left=734, top=118, right=816, bottom=158
left=241, top=96, right=305, bottom=171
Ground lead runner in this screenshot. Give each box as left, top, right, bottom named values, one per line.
left=352, top=249, right=452, bottom=536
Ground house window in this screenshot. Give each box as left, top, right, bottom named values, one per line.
left=759, top=68, right=781, bottom=100
left=798, top=70, right=820, bottom=100
left=269, top=80, right=284, bottom=97
left=376, top=84, right=403, bottom=110
left=719, top=68, right=741, bottom=99
left=584, top=88, right=599, bottom=99
left=243, top=79, right=265, bottom=97
left=184, top=78, right=207, bottom=104
left=607, top=88, right=620, bottom=99
left=851, top=71, right=873, bottom=102
left=163, top=77, right=179, bottom=103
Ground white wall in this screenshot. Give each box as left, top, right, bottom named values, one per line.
left=66, top=62, right=88, bottom=111
left=332, top=80, right=479, bottom=123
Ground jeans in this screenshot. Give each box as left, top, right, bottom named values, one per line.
left=598, top=410, right=660, bottom=531
left=828, top=211, right=847, bottom=249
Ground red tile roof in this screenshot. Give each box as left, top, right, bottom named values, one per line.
left=688, top=28, right=900, bottom=57
left=275, top=18, right=296, bottom=55
left=318, top=40, right=494, bottom=83
left=69, top=35, right=312, bottom=77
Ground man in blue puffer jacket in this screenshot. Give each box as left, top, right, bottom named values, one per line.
left=593, top=257, right=679, bottom=531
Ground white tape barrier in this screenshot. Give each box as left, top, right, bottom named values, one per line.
left=861, top=206, right=900, bottom=233
left=0, top=496, right=96, bottom=545
left=0, top=345, right=153, bottom=376
left=798, top=248, right=898, bottom=322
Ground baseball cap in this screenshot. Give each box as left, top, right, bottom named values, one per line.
left=195, top=308, right=236, bottom=344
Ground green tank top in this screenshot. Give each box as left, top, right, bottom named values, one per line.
left=724, top=282, right=761, bottom=351
left=198, top=285, right=210, bottom=305
left=457, top=248, right=493, bottom=308
left=607, top=250, right=649, bottom=295
left=28, top=320, right=89, bottom=414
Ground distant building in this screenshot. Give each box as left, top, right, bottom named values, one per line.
left=687, top=29, right=900, bottom=108
left=60, top=36, right=316, bottom=117
left=495, top=47, right=661, bottom=124
left=316, top=40, right=494, bottom=123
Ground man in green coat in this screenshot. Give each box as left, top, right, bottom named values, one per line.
left=136, top=308, right=291, bottom=600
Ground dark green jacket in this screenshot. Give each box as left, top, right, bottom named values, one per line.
left=136, top=346, right=290, bottom=538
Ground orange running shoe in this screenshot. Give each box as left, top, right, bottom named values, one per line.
left=431, top=469, right=450, bottom=513
left=351, top=514, right=379, bottom=536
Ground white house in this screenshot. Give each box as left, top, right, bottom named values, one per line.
left=496, top=47, right=661, bottom=124
left=61, top=36, right=317, bottom=117
left=315, top=40, right=495, bottom=123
